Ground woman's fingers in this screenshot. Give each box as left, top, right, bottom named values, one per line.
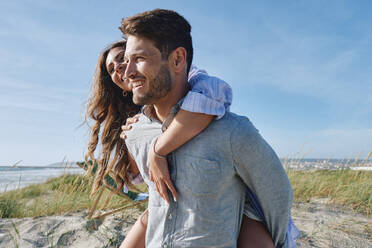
left=153, top=177, right=177, bottom=204
left=164, top=179, right=178, bottom=202
left=120, top=115, right=142, bottom=139
left=120, top=131, right=126, bottom=140
left=148, top=143, right=178, bottom=204
left=121, top=125, right=132, bottom=131
left=127, top=115, right=140, bottom=124
left=154, top=181, right=169, bottom=204
left=121, top=115, right=140, bottom=132
left=158, top=181, right=170, bottom=204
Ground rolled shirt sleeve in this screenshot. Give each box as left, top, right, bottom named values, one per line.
left=183, top=65, right=233, bottom=119
left=230, top=117, right=293, bottom=248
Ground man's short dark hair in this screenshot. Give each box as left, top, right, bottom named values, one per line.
left=120, top=9, right=193, bottom=74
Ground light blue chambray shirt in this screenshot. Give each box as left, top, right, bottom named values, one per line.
left=125, top=67, right=295, bottom=247
left=125, top=107, right=293, bottom=248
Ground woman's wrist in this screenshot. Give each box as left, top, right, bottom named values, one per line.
left=153, top=137, right=167, bottom=159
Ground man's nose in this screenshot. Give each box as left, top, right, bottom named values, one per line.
left=124, top=60, right=136, bottom=80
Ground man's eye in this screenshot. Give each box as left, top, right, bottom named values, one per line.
left=136, top=56, right=145, bottom=61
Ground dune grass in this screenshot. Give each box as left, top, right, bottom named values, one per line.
left=1, top=169, right=371, bottom=219
left=287, top=169, right=372, bottom=216
left=0, top=174, right=146, bottom=219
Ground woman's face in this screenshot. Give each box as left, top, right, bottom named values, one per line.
left=106, top=47, right=131, bottom=92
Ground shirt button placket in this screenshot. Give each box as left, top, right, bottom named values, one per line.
left=165, top=152, right=176, bottom=248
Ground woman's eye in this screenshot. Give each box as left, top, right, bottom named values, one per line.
left=118, top=53, right=124, bottom=62
left=108, top=66, right=114, bottom=74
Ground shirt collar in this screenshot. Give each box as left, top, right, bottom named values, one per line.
left=141, top=99, right=183, bottom=132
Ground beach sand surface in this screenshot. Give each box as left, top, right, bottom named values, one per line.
left=293, top=198, right=371, bottom=248
left=0, top=209, right=140, bottom=248
left=0, top=199, right=371, bottom=248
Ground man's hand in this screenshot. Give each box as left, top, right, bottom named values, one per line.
left=120, top=113, right=141, bottom=140
left=149, top=142, right=178, bottom=204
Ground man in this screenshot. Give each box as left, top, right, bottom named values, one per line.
left=121, top=9, right=293, bottom=247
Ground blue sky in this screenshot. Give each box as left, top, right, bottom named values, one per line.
left=0, top=0, right=371, bottom=166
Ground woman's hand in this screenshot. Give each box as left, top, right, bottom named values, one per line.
left=149, top=141, right=178, bottom=204
left=120, top=113, right=141, bottom=140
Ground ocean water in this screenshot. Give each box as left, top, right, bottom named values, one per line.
left=0, top=166, right=84, bottom=192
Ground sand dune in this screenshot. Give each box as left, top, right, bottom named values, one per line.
left=0, top=199, right=370, bottom=248
left=293, top=198, right=371, bottom=247
left=0, top=209, right=140, bottom=248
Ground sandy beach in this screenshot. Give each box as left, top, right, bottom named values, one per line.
left=0, top=198, right=370, bottom=248
left=292, top=198, right=371, bottom=247
left=0, top=208, right=141, bottom=248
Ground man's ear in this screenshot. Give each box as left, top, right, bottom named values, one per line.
left=169, top=47, right=187, bottom=73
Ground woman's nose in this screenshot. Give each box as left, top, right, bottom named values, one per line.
left=116, top=63, right=126, bottom=75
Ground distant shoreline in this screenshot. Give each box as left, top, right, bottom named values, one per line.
left=0, top=166, right=83, bottom=192
left=0, top=161, right=79, bottom=168
left=1, top=158, right=370, bottom=167
left=0, top=165, right=79, bottom=169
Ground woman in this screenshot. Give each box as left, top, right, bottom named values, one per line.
left=86, top=41, right=297, bottom=248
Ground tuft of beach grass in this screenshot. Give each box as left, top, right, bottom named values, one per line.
left=287, top=169, right=372, bottom=216
left=0, top=174, right=147, bottom=219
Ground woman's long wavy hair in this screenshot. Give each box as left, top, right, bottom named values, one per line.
left=85, top=40, right=141, bottom=196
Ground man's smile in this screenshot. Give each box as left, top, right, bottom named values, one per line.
left=129, top=79, right=145, bottom=93
left=132, top=84, right=144, bottom=93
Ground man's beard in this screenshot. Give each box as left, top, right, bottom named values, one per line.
left=132, top=64, right=172, bottom=106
